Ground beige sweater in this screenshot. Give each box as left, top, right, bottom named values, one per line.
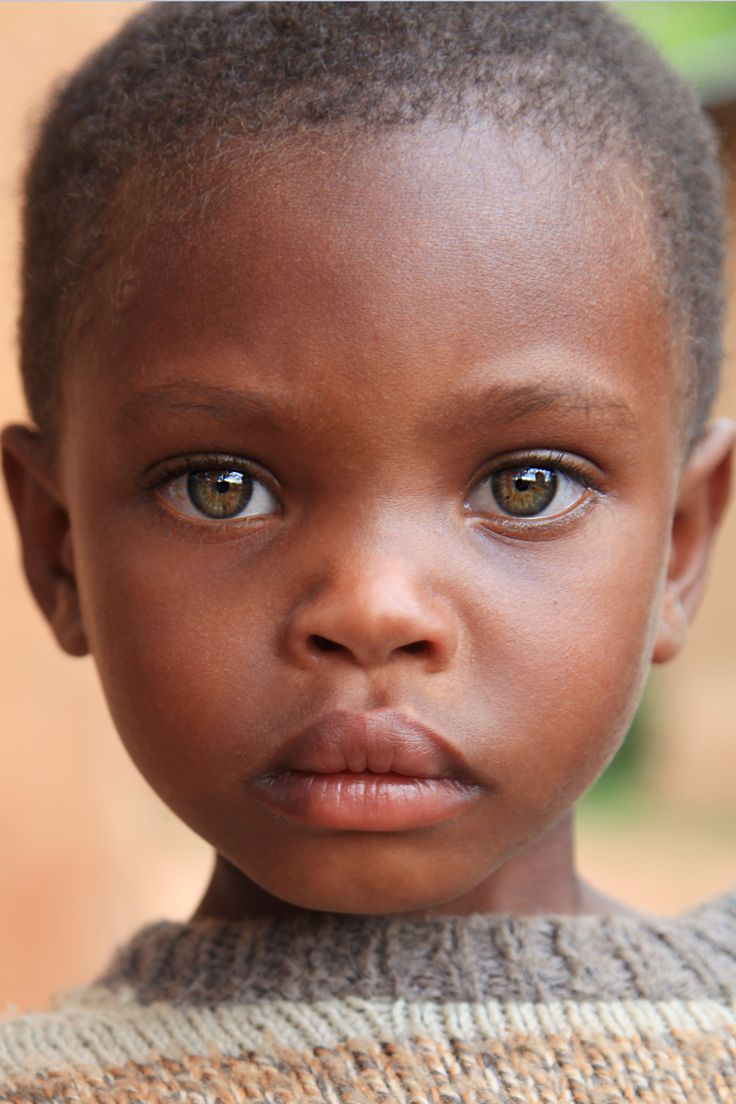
left=1, top=892, right=735, bottom=1102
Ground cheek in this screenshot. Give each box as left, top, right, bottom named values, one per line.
left=74, top=524, right=283, bottom=803
left=464, top=512, right=668, bottom=799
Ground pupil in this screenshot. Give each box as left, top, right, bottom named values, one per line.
left=492, top=467, right=556, bottom=517
left=188, top=470, right=253, bottom=518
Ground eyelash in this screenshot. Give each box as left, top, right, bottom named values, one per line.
left=147, top=449, right=600, bottom=530
left=149, top=454, right=282, bottom=524
left=464, top=451, right=600, bottom=528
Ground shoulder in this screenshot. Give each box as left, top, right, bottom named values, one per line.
left=0, top=977, right=225, bottom=1101
left=684, top=886, right=736, bottom=977
left=0, top=982, right=144, bottom=1083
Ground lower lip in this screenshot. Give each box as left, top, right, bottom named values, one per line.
left=255, top=771, right=481, bottom=832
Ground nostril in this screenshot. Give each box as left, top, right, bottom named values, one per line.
left=309, top=634, right=346, bottom=654
left=307, top=635, right=433, bottom=659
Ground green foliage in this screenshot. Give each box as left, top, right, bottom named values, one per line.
left=613, top=2, right=736, bottom=103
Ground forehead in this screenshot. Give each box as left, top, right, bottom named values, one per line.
left=74, top=122, right=677, bottom=442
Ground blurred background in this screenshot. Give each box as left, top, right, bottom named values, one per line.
left=0, top=2, right=734, bottom=1012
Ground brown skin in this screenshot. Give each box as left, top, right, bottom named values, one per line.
left=3, top=124, right=734, bottom=919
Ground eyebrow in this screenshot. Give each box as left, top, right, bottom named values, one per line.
left=116, top=382, right=293, bottom=433
left=431, top=381, right=639, bottom=438
left=117, top=377, right=639, bottom=442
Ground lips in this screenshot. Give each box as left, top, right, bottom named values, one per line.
left=253, top=710, right=482, bottom=832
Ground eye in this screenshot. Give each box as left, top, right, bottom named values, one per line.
left=466, top=464, right=588, bottom=520
left=159, top=467, right=279, bottom=521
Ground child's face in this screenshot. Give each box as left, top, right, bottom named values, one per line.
left=7, top=124, right=733, bottom=915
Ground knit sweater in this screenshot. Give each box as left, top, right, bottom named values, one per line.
left=1, top=893, right=735, bottom=1103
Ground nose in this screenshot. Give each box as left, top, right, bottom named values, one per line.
left=282, top=556, right=458, bottom=672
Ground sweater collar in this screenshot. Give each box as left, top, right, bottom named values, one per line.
left=97, top=891, right=736, bottom=1006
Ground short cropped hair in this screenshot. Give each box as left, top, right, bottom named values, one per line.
left=21, top=1, right=724, bottom=444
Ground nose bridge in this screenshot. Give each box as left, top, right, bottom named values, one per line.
left=281, top=514, right=458, bottom=670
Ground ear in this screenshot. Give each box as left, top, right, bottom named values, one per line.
left=1, top=425, right=88, bottom=657
left=652, top=418, right=736, bottom=664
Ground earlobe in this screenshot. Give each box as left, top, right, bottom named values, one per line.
left=652, top=418, right=736, bottom=665
left=652, top=590, right=688, bottom=665
left=1, top=424, right=89, bottom=657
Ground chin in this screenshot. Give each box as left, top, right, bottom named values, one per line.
left=252, top=856, right=481, bottom=917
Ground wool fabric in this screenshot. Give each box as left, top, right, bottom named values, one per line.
left=1, top=892, right=735, bottom=1102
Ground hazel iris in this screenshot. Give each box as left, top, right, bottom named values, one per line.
left=491, top=467, right=557, bottom=517
left=187, top=471, right=253, bottom=519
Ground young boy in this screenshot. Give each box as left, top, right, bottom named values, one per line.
left=1, top=2, right=734, bottom=1100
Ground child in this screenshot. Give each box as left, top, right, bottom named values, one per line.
left=1, top=1, right=735, bottom=1100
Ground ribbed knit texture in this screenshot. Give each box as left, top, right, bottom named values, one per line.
left=1, top=891, right=735, bottom=1102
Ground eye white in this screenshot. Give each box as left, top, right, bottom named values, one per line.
left=467, top=467, right=585, bottom=519
left=161, top=470, right=279, bottom=520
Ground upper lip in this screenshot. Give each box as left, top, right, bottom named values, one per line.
left=276, top=709, right=469, bottom=779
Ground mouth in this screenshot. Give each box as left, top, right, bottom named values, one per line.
left=253, top=710, right=482, bottom=832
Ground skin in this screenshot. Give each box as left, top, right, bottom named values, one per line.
left=3, top=123, right=734, bottom=919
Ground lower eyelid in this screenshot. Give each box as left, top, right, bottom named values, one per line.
left=467, top=487, right=597, bottom=538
